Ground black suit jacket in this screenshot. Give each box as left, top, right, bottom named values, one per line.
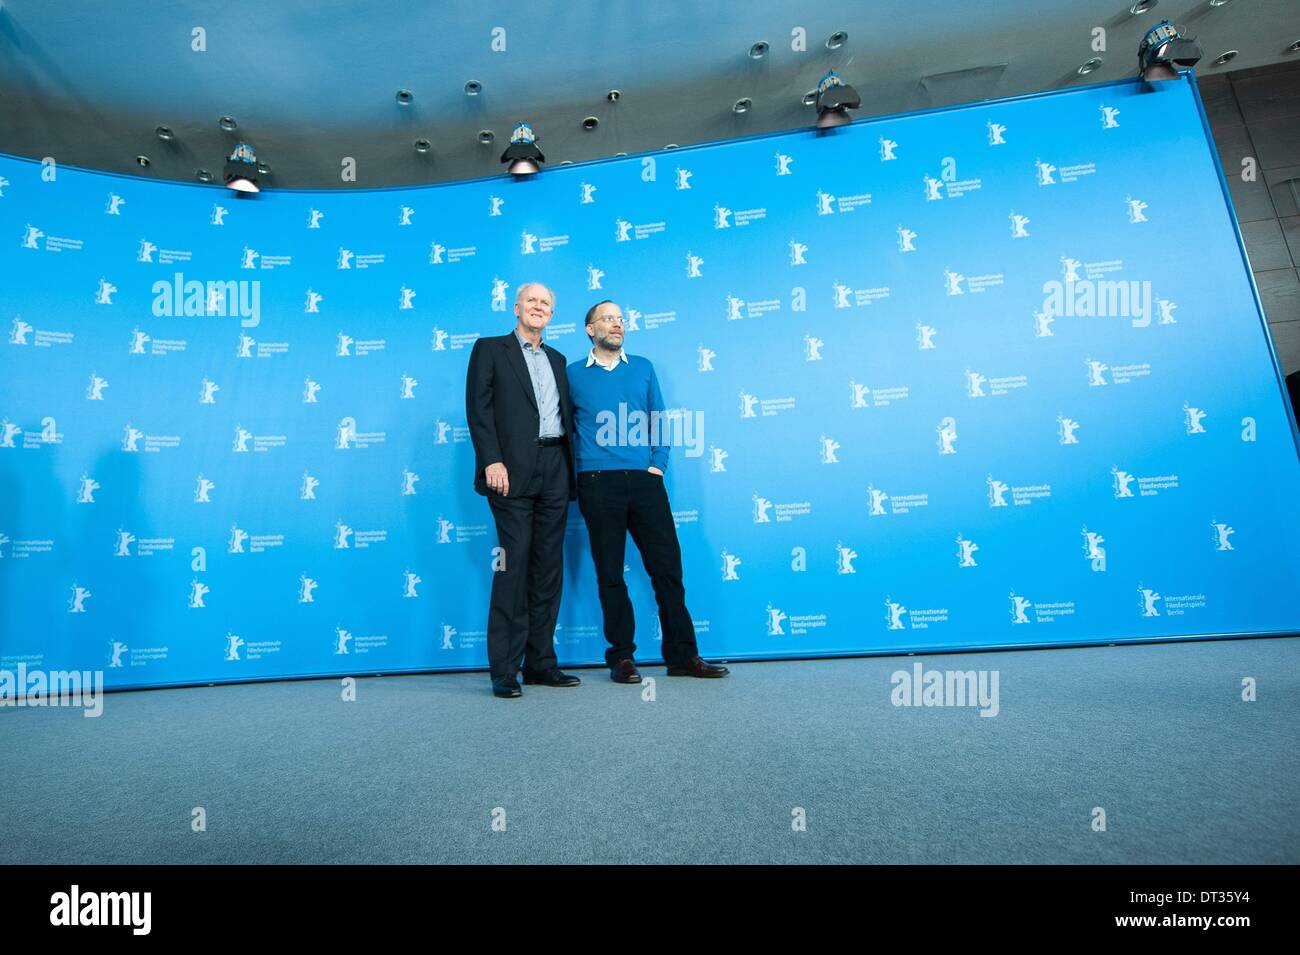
left=465, top=332, right=576, bottom=499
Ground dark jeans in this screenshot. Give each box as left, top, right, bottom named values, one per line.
left=576, top=469, right=698, bottom=668
left=484, top=444, right=569, bottom=679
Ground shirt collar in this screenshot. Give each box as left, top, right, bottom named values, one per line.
left=586, top=347, right=628, bottom=369
left=514, top=328, right=545, bottom=354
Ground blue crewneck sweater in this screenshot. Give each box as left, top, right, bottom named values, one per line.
left=568, top=352, right=670, bottom=472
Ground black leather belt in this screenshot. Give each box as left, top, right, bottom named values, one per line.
left=537, top=435, right=566, bottom=447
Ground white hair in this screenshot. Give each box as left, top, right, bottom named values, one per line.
left=515, top=282, right=555, bottom=307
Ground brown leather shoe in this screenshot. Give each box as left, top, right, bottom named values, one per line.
left=666, top=656, right=730, bottom=678
left=610, top=659, right=642, bottom=684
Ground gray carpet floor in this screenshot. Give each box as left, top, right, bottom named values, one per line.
left=2, top=637, right=1297, bottom=864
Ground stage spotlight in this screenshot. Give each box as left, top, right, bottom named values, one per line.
left=814, top=70, right=860, bottom=129
left=223, top=142, right=260, bottom=193
left=501, top=121, right=544, bottom=176
left=1138, top=20, right=1202, bottom=82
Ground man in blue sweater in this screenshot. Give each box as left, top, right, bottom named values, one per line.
left=568, top=300, right=729, bottom=683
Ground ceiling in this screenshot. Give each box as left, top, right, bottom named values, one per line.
left=1, top=0, right=1298, bottom=190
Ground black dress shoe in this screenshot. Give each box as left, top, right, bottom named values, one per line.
left=522, top=667, right=581, bottom=687
left=491, top=675, right=522, bottom=698
left=610, top=659, right=642, bottom=684
left=666, top=656, right=730, bottom=678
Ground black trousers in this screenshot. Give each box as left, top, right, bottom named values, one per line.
left=484, top=444, right=569, bottom=679
left=576, top=469, right=698, bottom=668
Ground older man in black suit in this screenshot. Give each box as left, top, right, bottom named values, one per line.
left=465, top=282, right=580, bottom=698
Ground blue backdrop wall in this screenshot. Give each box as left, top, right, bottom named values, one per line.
left=3, top=73, right=1299, bottom=690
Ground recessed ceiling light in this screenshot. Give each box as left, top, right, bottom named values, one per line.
left=1213, top=49, right=1239, bottom=65
left=560, top=160, right=574, bottom=165
left=396, top=89, right=413, bottom=105
left=414, top=138, right=431, bottom=154
left=195, top=169, right=212, bottom=182
left=256, top=162, right=270, bottom=175
left=749, top=41, right=769, bottom=59
left=218, top=116, right=237, bottom=131
left=733, top=97, right=753, bottom=114
left=582, top=116, right=599, bottom=130
left=664, top=143, right=679, bottom=149
left=155, top=125, right=174, bottom=141
left=607, top=89, right=621, bottom=102
left=615, top=152, right=627, bottom=157
left=1077, top=57, right=1104, bottom=75
left=478, top=130, right=495, bottom=145
left=802, top=89, right=817, bottom=107
left=1129, top=0, right=1157, bottom=14
left=1209, top=0, right=1233, bottom=6
left=1288, top=40, right=1300, bottom=54
left=826, top=31, right=848, bottom=50
left=135, top=155, right=150, bottom=168
left=464, top=80, right=482, bottom=96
